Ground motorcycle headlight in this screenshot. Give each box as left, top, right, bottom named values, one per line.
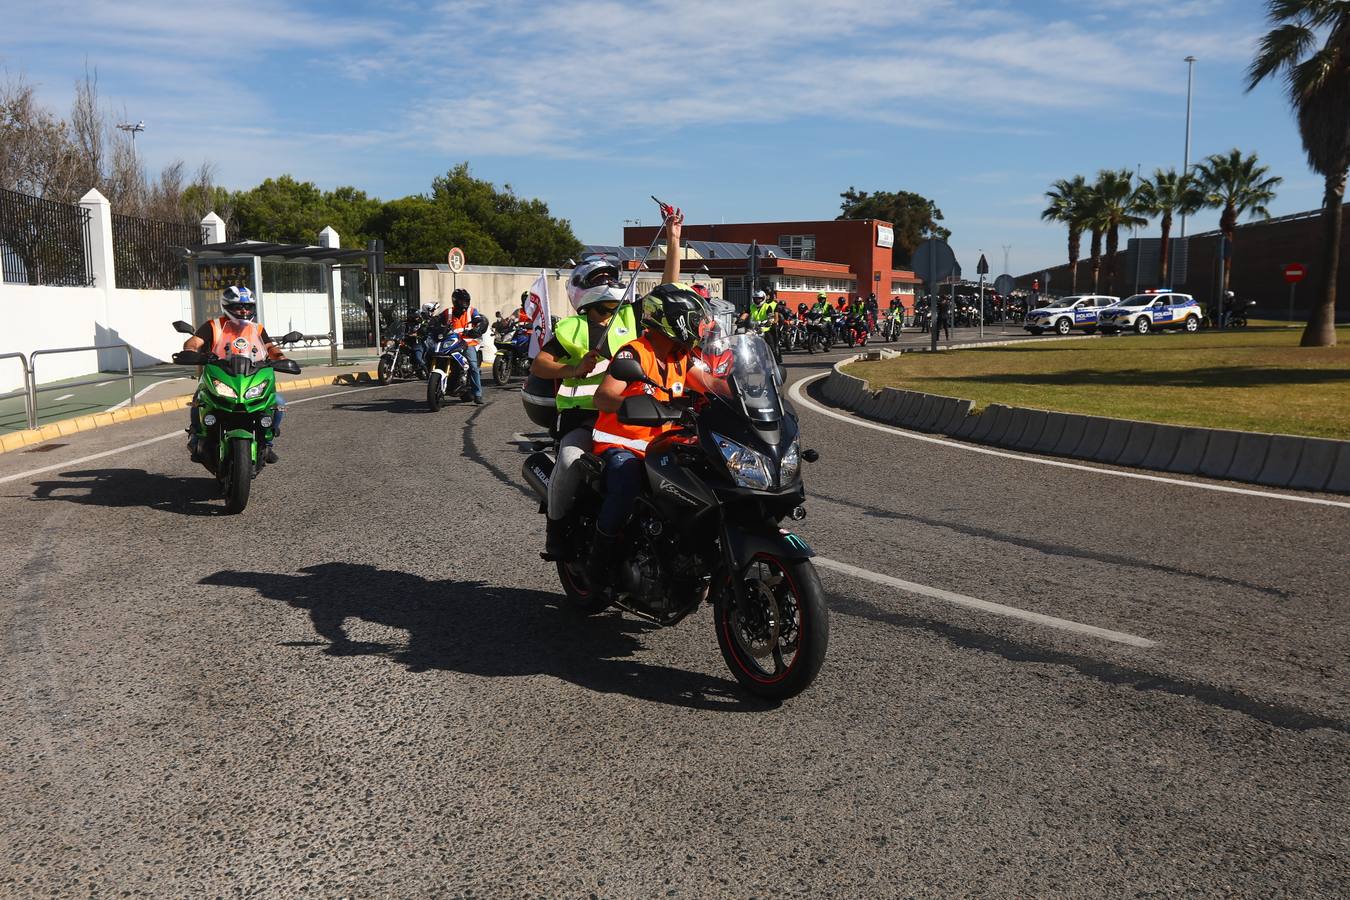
left=212, top=379, right=237, bottom=399
left=244, top=383, right=268, bottom=400
left=780, top=440, right=801, bottom=484
left=713, top=432, right=773, bottom=490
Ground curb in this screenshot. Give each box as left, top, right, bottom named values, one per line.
left=0, top=370, right=379, bottom=456
left=820, top=356, right=1349, bottom=495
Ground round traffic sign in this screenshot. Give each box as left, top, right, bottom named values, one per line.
left=1283, top=262, right=1306, bottom=284
left=447, top=247, right=466, bottom=274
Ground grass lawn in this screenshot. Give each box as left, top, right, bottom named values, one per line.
left=846, top=326, right=1350, bottom=440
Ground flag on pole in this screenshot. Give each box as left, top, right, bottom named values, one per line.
left=524, top=270, right=553, bottom=358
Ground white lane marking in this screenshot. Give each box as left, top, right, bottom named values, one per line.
left=53, top=394, right=75, bottom=402
left=0, top=384, right=386, bottom=485
left=790, top=373, right=1350, bottom=511
left=814, top=555, right=1157, bottom=648
left=107, top=378, right=186, bottom=411
left=94, top=381, right=113, bottom=387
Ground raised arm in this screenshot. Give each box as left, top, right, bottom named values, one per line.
left=662, top=208, right=684, bottom=284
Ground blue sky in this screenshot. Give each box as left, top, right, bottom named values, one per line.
left=1, top=0, right=1324, bottom=275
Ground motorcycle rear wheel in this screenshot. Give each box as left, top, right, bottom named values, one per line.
left=223, top=438, right=253, bottom=514
left=716, top=555, right=828, bottom=700
left=557, top=560, right=611, bottom=615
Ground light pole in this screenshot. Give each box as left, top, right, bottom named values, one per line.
left=1001, top=244, right=1012, bottom=275
left=116, top=120, right=145, bottom=160
left=1177, top=56, right=1196, bottom=292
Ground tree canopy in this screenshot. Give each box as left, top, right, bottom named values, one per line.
left=837, top=187, right=950, bottom=268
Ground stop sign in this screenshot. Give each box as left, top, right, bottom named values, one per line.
left=1284, top=263, right=1307, bottom=284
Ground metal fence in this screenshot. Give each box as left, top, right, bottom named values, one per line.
left=262, top=259, right=326, bottom=294
left=0, top=187, right=94, bottom=287
left=111, top=212, right=198, bottom=290
left=340, top=269, right=416, bottom=348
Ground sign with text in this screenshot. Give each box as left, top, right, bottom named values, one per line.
left=876, top=224, right=894, bottom=249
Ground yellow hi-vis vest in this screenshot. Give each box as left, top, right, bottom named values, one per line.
left=553, top=306, right=638, bottom=412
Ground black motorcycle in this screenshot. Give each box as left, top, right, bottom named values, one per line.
left=522, top=331, right=828, bottom=700
left=377, top=325, right=426, bottom=385
left=492, top=323, right=533, bottom=386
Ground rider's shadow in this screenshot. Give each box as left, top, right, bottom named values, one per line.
left=330, top=397, right=428, bottom=414
left=200, top=562, right=768, bottom=711
left=26, top=468, right=221, bottom=516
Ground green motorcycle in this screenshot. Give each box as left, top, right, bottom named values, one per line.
left=171, top=320, right=302, bottom=514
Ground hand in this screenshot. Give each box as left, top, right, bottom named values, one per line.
left=573, top=351, right=601, bottom=377
left=666, top=207, right=683, bottom=245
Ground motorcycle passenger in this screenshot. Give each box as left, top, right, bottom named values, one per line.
left=589, top=283, right=710, bottom=588
left=530, top=259, right=639, bottom=559
left=182, top=286, right=291, bottom=464
left=437, top=288, right=487, bottom=404
left=532, top=210, right=685, bottom=560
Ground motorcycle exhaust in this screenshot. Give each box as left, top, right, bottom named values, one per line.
left=522, top=451, right=555, bottom=501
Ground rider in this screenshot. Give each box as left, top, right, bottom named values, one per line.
left=435, top=288, right=487, bottom=404
left=181, top=286, right=291, bottom=464
left=589, top=282, right=710, bottom=588
left=411, top=301, right=437, bottom=374
left=531, top=210, right=684, bottom=559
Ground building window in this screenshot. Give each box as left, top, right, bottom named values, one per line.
left=777, top=234, right=816, bottom=260
left=891, top=280, right=916, bottom=296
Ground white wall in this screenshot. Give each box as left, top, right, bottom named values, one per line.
left=0, top=285, right=104, bottom=392
left=107, top=288, right=194, bottom=367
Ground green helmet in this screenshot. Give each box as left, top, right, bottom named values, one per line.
left=640, top=283, right=711, bottom=349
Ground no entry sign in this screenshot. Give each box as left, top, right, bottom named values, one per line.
left=1284, top=263, right=1307, bottom=284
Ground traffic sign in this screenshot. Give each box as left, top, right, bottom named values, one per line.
left=447, top=247, right=466, bottom=273
left=976, top=254, right=989, bottom=276
left=912, top=239, right=957, bottom=285
left=1284, top=262, right=1307, bottom=284
left=994, top=274, right=1015, bottom=295
left=1040, top=270, right=1052, bottom=290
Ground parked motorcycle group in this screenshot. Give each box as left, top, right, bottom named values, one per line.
left=167, top=291, right=827, bottom=700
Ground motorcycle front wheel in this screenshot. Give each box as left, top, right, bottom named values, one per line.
left=427, top=370, right=445, bottom=411
left=223, top=437, right=253, bottom=514
left=492, top=355, right=511, bottom=386
left=716, top=555, right=828, bottom=700
left=377, top=355, right=394, bottom=385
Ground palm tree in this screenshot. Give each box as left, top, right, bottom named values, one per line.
left=1041, top=175, right=1089, bottom=293
left=1134, top=168, right=1202, bottom=288
left=1247, top=0, right=1349, bottom=347
left=1094, top=169, right=1149, bottom=291
left=1191, top=149, right=1283, bottom=322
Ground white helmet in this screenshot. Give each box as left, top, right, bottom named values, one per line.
left=753, top=289, right=767, bottom=301
left=421, top=301, right=438, bottom=315
left=568, top=259, right=626, bottom=311
left=221, top=286, right=257, bottom=323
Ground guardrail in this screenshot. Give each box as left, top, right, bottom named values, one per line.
left=0, top=352, right=35, bottom=429
left=2, top=344, right=135, bottom=431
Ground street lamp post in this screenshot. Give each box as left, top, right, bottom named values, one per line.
left=116, top=120, right=145, bottom=160
left=1178, top=56, right=1196, bottom=294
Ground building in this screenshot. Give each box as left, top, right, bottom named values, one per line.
left=1021, top=203, right=1349, bottom=321
left=611, top=218, right=922, bottom=311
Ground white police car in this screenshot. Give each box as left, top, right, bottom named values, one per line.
left=1023, top=294, right=1119, bottom=335
left=1099, top=291, right=1202, bottom=335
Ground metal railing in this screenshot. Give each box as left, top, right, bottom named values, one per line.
left=28, top=344, right=135, bottom=428
left=0, top=187, right=94, bottom=286
left=111, top=211, right=197, bottom=290
left=0, top=352, right=35, bottom=429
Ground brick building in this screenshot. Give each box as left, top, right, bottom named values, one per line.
left=619, top=218, right=922, bottom=311
left=1021, top=204, right=1349, bottom=321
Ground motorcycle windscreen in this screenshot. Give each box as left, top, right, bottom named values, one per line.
left=693, top=331, right=781, bottom=427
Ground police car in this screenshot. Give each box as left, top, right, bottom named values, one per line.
left=1098, top=291, right=1202, bottom=335
left=1023, top=295, right=1119, bottom=335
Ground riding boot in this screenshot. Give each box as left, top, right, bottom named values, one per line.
left=586, top=528, right=618, bottom=590
left=543, top=517, right=569, bottom=560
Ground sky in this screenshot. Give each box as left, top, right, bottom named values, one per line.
left=0, top=0, right=1326, bottom=276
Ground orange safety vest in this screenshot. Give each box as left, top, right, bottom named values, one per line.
left=592, top=337, right=690, bottom=456
left=450, top=307, right=480, bottom=347
left=209, top=317, right=268, bottom=361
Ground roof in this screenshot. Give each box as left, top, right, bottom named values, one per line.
left=583, top=240, right=792, bottom=262
left=187, top=240, right=372, bottom=264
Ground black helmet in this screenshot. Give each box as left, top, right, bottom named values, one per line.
left=640, top=283, right=710, bottom=349
left=452, top=287, right=471, bottom=308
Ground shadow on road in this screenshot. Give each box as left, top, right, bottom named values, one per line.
left=26, top=468, right=221, bottom=516
left=330, top=396, right=430, bottom=415
left=200, top=562, right=768, bottom=712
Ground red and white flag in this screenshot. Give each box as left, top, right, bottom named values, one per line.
left=523, top=270, right=553, bottom=358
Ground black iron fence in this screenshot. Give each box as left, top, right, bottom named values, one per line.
left=111, top=212, right=198, bottom=290
left=340, top=268, right=417, bottom=348
left=0, top=188, right=94, bottom=287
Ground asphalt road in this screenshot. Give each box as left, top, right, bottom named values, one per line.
left=1, top=344, right=1346, bottom=897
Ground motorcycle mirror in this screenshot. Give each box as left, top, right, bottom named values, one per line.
left=172, top=320, right=195, bottom=335
left=172, top=350, right=205, bottom=365
left=281, top=331, right=304, bottom=344
left=608, top=356, right=651, bottom=385
left=271, top=358, right=301, bottom=375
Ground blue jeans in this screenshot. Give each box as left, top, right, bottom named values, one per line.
left=463, top=346, right=482, bottom=399
left=597, top=449, right=644, bottom=535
